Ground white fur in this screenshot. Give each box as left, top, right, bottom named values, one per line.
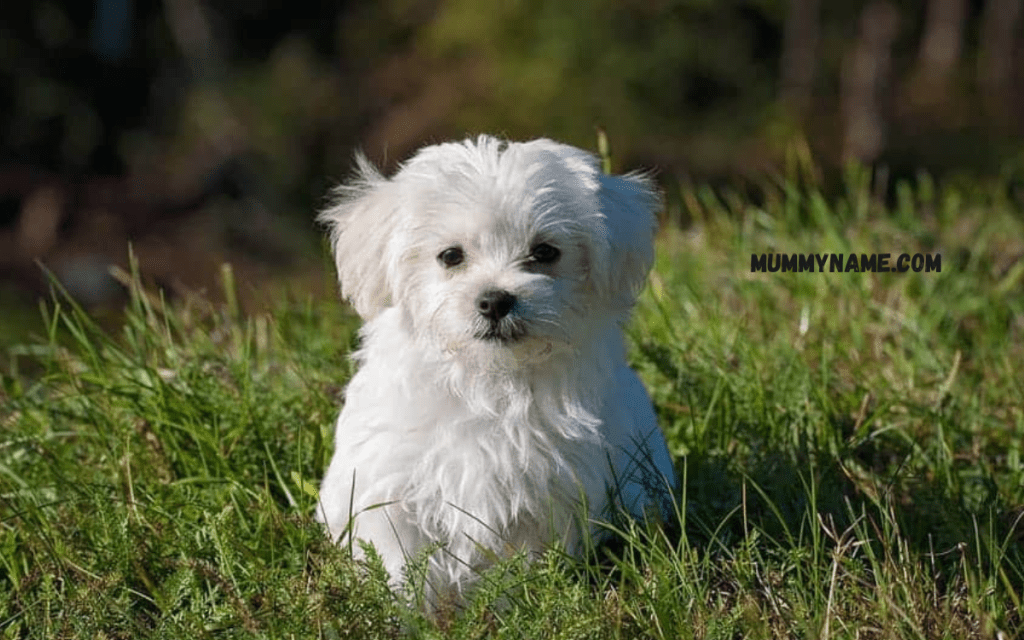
left=316, top=136, right=676, bottom=606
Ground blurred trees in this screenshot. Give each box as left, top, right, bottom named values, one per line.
left=390, top=0, right=1023, bottom=175
left=2, top=0, right=1022, bottom=183
left=401, top=0, right=784, bottom=171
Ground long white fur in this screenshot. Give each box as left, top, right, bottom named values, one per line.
left=316, top=135, right=675, bottom=606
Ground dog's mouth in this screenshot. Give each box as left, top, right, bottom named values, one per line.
left=474, top=320, right=527, bottom=343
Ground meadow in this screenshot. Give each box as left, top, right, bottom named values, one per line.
left=1, top=164, right=1022, bottom=639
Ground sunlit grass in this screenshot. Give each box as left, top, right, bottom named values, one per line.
left=1, top=169, right=1022, bottom=638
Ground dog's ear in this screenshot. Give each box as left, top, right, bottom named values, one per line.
left=319, top=154, right=400, bottom=319
left=595, top=172, right=659, bottom=310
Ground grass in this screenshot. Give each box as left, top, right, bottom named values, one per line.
left=1, top=166, right=1023, bottom=638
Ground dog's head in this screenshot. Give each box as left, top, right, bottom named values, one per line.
left=320, top=136, right=658, bottom=367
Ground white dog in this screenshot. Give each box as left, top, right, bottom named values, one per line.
left=316, top=135, right=676, bottom=606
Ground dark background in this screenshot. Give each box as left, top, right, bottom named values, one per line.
left=1, top=0, right=1022, bottom=327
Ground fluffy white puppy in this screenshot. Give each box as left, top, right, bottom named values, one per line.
left=316, top=135, right=675, bottom=606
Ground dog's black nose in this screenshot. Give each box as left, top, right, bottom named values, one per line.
left=476, top=289, right=516, bottom=321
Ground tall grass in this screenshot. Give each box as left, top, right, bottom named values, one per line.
left=1, top=168, right=1022, bottom=638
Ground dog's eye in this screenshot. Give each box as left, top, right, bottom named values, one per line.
left=438, top=247, right=465, bottom=268
left=530, top=243, right=560, bottom=264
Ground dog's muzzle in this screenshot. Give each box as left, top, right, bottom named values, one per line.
left=474, top=289, right=525, bottom=342
left=476, top=289, right=515, bottom=321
